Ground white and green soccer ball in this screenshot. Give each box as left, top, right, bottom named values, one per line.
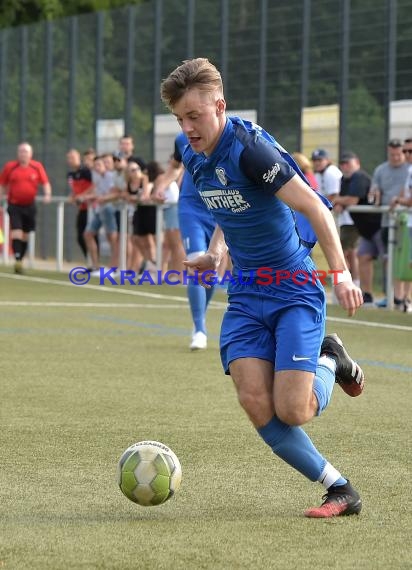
left=117, top=441, right=182, bottom=506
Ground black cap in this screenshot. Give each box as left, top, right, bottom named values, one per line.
left=339, top=151, right=358, bottom=163
left=311, top=148, right=329, bottom=160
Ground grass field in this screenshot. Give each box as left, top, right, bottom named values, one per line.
left=0, top=266, right=411, bottom=570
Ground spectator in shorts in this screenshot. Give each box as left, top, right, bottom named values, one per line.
left=333, top=152, right=382, bottom=304
left=369, top=139, right=410, bottom=308
left=83, top=155, right=118, bottom=272
left=127, top=161, right=156, bottom=273
left=389, top=138, right=412, bottom=313
left=66, top=149, right=93, bottom=261
left=332, top=152, right=365, bottom=286
left=149, top=159, right=185, bottom=274
left=0, top=142, right=51, bottom=274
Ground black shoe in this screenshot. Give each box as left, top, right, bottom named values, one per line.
left=305, top=480, right=362, bottom=518
left=362, top=291, right=374, bottom=304
left=321, top=333, right=364, bottom=397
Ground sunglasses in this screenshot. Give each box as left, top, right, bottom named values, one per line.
left=402, top=149, right=412, bottom=155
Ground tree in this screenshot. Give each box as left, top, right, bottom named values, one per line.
left=0, top=0, right=148, bottom=28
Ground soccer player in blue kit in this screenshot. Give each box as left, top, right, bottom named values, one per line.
left=154, top=134, right=217, bottom=350
left=160, top=58, right=365, bottom=517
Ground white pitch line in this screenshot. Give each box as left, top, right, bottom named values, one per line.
left=0, top=272, right=190, bottom=303
left=0, top=301, right=187, bottom=309
left=0, top=271, right=227, bottom=308
left=327, top=315, right=412, bottom=332
left=1, top=272, right=410, bottom=331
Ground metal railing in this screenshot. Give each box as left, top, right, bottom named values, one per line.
left=0, top=196, right=165, bottom=273
left=1, top=198, right=411, bottom=310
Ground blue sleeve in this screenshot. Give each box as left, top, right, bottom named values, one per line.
left=238, top=137, right=296, bottom=194
left=173, top=140, right=182, bottom=163
left=174, top=132, right=189, bottom=163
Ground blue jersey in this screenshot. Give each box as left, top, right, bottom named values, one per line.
left=174, top=133, right=215, bottom=222
left=182, top=117, right=330, bottom=272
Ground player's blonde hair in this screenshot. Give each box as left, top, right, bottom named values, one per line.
left=160, top=58, right=224, bottom=110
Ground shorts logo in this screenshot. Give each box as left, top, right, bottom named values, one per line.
left=292, top=355, right=311, bottom=361
left=215, top=167, right=228, bottom=186
left=263, top=163, right=280, bottom=183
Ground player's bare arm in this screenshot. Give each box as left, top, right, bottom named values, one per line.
left=277, top=174, right=363, bottom=316
left=183, top=224, right=228, bottom=288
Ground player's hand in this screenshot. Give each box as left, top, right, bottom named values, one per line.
left=43, top=194, right=51, bottom=204
left=334, top=282, right=364, bottom=317
left=183, top=253, right=218, bottom=289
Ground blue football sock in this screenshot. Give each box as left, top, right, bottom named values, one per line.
left=187, top=281, right=207, bottom=334
left=258, top=416, right=345, bottom=487
left=313, top=355, right=337, bottom=415
left=258, top=416, right=326, bottom=481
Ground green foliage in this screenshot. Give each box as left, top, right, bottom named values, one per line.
left=0, top=0, right=149, bottom=28
left=346, top=85, right=385, bottom=173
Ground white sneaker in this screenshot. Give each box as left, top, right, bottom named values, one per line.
left=190, top=331, right=207, bottom=351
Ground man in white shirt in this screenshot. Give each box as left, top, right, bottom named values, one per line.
left=311, top=149, right=342, bottom=200
left=312, top=149, right=359, bottom=284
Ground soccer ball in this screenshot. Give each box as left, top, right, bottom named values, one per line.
left=117, top=440, right=182, bottom=506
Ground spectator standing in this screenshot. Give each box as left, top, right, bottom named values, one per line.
left=118, top=135, right=146, bottom=171
left=82, top=148, right=96, bottom=170
left=149, top=159, right=185, bottom=274
left=127, top=161, right=155, bottom=273
left=333, top=152, right=382, bottom=304
left=84, top=155, right=118, bottom=272
left=0, top=142, right=51, bottom=273
left=66, top=149, right=93, bottom=261
left=369, top=139, right=410, bottom=307
left=389, top=138, right=412, bottom=312
left=311, top=149, right=341, bottom=200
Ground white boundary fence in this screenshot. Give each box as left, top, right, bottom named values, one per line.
left=0, top=197, right=165, bottom=275
left=0, top=198, right=411, bottom=311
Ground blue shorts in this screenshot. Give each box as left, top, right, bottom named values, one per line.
left=163, top=204, right=179, bottom=230
left=86, top=205, right=118, bottom=234
left=178, top=209, right=216, bottom=255
left=220, top=256, right=326, bottom=375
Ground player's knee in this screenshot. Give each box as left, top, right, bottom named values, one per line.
left=237, top=385, right=270, bottom=418
left=275, top=403, right=311, bottom=427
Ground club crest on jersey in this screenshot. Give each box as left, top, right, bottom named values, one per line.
left=215, top=167, right=228, bottom=186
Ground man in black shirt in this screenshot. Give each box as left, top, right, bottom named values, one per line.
left=333, top=152, right=382, bottom=304
left=118, top=135, right=146, bottom=172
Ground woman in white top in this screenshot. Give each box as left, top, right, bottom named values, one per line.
left=148, top=160, right=185, bottom=275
